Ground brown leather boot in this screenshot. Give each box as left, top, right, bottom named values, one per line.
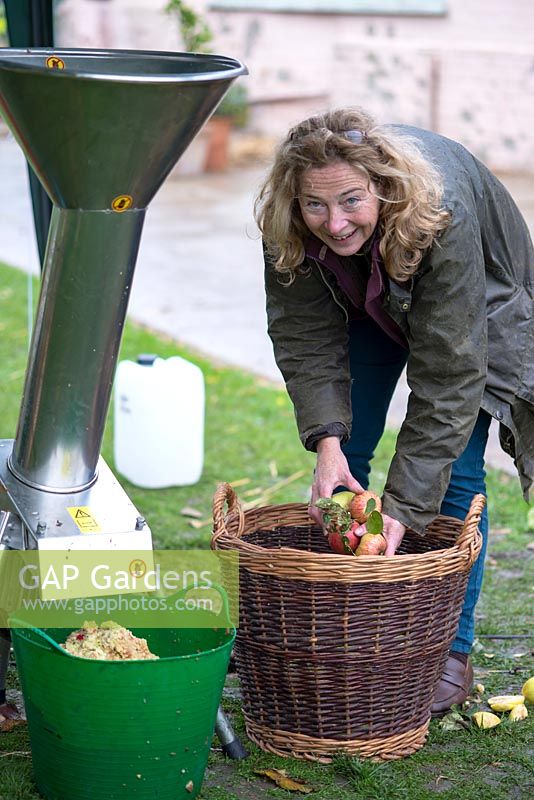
left=431, top=652, right=473, bottom=717
left=0, top=702, right=23, bottom=722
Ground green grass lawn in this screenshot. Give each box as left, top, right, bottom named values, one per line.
left=0, top=260, right=533, bottom=799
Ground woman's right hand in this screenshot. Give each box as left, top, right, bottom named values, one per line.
left=308, top=436, right=364, bottom=526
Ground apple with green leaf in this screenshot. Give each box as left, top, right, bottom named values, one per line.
left=315, top=494, right=387, bottom=556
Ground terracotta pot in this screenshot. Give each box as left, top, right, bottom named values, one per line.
left=204, top=116, right=232, bottom=172
left=169, top=126, right=211, bottom=178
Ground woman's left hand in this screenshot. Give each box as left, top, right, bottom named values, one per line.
left=358, top=513, right=406, bottom=556
left=380, top=513, right=406, bottom=556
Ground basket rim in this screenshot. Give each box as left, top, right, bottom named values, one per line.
left=212, top=490, right=486, bottom=583
left=227, top=508, right=465, bottom=556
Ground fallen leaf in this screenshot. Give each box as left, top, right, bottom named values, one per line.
left=181, top=506, right=203, bottom=519
left=489, top=527, right=511, bottom=536
left=254, top=768, right=313, bottom=793
left=0, top=719, right=26, bottom=733
left=439, top=710, right=469, bottom=731
left=188, top=519, right=211, bottom=529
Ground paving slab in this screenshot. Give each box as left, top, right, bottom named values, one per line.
left=1, top=132, right=528, bottom=476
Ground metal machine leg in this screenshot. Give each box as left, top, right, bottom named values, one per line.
left=0, top=633, right=10, bottom=702
left=215, top=707, right=248, bottom=759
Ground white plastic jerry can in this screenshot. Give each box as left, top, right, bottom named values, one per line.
left=113, top=354, right=205, bottom=488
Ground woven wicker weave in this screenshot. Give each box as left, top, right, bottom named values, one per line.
left=212, top=484, right=485, bottom=761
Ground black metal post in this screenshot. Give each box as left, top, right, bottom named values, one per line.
left=4, top=0, right=54, bottom=268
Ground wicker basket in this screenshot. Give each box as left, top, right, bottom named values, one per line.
left=211, top=483, right=485, bottom=762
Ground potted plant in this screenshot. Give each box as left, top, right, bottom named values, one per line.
left=165, top=0, right=248, bottom=172
left=204, top=82, right=248, bottom=171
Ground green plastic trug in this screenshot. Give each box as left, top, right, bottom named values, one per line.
left=11, top=625, right=235, bottom=800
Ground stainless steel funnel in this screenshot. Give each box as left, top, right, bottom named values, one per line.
left=0, top=47, right=247, bottom=549
left=0, top=51, right=248, bottom=756
left=0, top=48, right=247, bottom=494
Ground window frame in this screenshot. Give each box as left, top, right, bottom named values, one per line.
left=208, top=1, right=447, bottom=16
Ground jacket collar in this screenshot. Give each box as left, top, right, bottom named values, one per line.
left=304, top=234, right=340, bottom=267
left=304, top=235, right=409, bottom=349
left=304, top=233, right=383, bottom=297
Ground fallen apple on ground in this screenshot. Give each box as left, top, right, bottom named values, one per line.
left=487, top=694, right=525, bottom=712
left=509, top=703, right=528, bottom=722
left=522, top=676, right=534, bottom=704
left=473, top=711, right=501, bottom=729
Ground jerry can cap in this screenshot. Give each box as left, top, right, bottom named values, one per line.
left=137, top=354, right=158, bottom=366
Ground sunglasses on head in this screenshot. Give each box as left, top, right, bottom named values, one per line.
left=341, top=129, right=368, bottom=143
left=290, top=127, right=369, bottom=143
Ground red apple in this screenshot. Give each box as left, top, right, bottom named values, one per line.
left=354, top=532, right=387, bottom=556
left=349, top=490, right=382, bottom=523
left=328, top=522, right=363, bottom=555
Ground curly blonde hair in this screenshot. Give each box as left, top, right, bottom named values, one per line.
left=255, top=107, right=451, bottom=283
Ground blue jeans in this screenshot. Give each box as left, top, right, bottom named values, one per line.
left=343, top=317, right=490, bottom=653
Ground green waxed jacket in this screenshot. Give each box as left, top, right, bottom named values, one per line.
left=265, top=126, right=534, bottom=535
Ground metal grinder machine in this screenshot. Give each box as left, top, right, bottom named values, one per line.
left=0, top=47, right=247, bottom=756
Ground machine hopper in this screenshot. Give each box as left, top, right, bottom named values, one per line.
left=0, top=48, right=247, bottom=551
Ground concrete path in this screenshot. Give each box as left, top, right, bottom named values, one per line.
left=1, top=131, right=530, bottom=475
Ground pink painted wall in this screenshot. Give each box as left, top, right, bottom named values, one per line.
left=206, top=2, right=534, bottom=173
left=53, top=1, right=534, bottom=173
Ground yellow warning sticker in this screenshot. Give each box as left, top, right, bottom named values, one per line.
left=111, top=195, right=133, bottom=213
left=46, top=56, right=65, bottom=70
left=129, top=559, right=147, bottom=579
left=67, top=507, right=101, bottom=533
